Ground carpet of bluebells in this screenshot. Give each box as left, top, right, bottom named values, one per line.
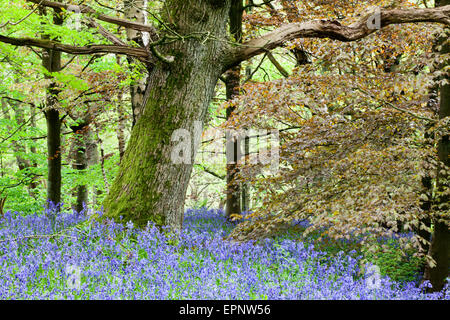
left=0, top=206, right=447, bottom=300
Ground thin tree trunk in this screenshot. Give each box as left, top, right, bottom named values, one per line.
left=242, top=131, right=250, bottom=211
left=28, top=104, right=39, bottom=196
left=94, top=122, right=110, bottom=195
left=425, top=71, right=450, bottom=292
left=418, top=163, right=433, bottom=255
left=116, top=56, right=127, bottom=162
left=13, top=105, right=39, bottom=197
left=240, top=1, right=253, bottom=214
left=70, top=123, right=89, bottom=213
left=124, top=0, right=149, bottom=127
left=85, top=126, right=101, bottom=208
left=44, top=107, right=62, bottom=206
left=116, top=104, right=126, bottom=162
left=40, top=6, right=63, bottom=207
left=12, top=105, right=31, bottom=171
left=423, top=0, right=450, bottom=292
left=225, top=67, right=242, bottom=218
left=1, top=100, right=30, bottom=170
left=225, top=0, right=243, bottom=219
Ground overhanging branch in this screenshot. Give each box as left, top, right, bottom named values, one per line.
left=26, top=0, right=159, bottom=38
left=0, top=34, right=149, bottom=60
left=225, top=5, right=450, bottom=70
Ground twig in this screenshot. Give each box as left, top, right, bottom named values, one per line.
left=0, top=0, right=44, bottom=28
left=196, top=164, right=225, bottom=180
left=355, top=87, right=437, bottom=123
left=60, top=55, right=77, bottom=70
left=0, top=173, right=42, bottom=195
left=0, top=233, right=78, bottom=244
left=266, top=52, right=289, bottom=78
left=0, top=116, right=32, bottom=144
left=243, top=52, right=268, bottom=84
left=93, top=122, right=109, bottom=193
left=148, top=36, right=175, bottom=64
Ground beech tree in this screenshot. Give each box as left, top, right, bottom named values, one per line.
left=225, top=0, right=450, bottom=292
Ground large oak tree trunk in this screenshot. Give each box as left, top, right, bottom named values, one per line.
left=103, top=0, right=230, bottom=230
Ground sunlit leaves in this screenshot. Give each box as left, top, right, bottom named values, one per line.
left=224, top=0, right=446, bottom=259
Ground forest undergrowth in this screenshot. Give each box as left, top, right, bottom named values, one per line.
left=0, top=206, right=447, bottom=300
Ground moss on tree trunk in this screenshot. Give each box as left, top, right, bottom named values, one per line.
left=103, top=0, right=231, bottom=230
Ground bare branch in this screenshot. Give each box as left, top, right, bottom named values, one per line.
left=196, top=164, right=225, bottom=180
left=86, top=18, right=127, bottom=46
left=243, top=52, right=267, bottom=84
left=0, top=34, right=149, bottom=60
left=0, top=0, right=44, bottom=28
left=60, top=54, right=77, bottom=70
left=266, top=52, right=289, bottom=78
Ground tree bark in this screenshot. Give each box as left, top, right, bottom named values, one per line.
left=115, top=56, right=127, bottom=162
left=40, top=5, right=63, bottom=207
left=224, top=0, right=244, bottom=219
left=225, top=66, right=242, bottom=219
left=423, top=0, right=450, bottom=293
left=44, top=107, right=62, bottom=206
left=103, top=0, right=231, bottom=230
left=242, top=131, right=250, bottom=212
left=70, top=123, right=89, bottom=213
left=116, top=98, right=127, bottom=162
left=85, top=125, right=101, bottom=208
left=12, top=106, right=31, bottom=172
left=424, top=63, right=450, bottom=292
left=28, top=104, right=39, bottom=197
left=98, top=1, right=450, bottom=233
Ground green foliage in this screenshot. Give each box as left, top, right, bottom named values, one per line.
left=273, top=223, right=424, bottom=284
left=51, top=72, right=89, bottom=92
left=192, top=198, right=209, bottom=209
left=363, top=240, right=425, bottom=284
